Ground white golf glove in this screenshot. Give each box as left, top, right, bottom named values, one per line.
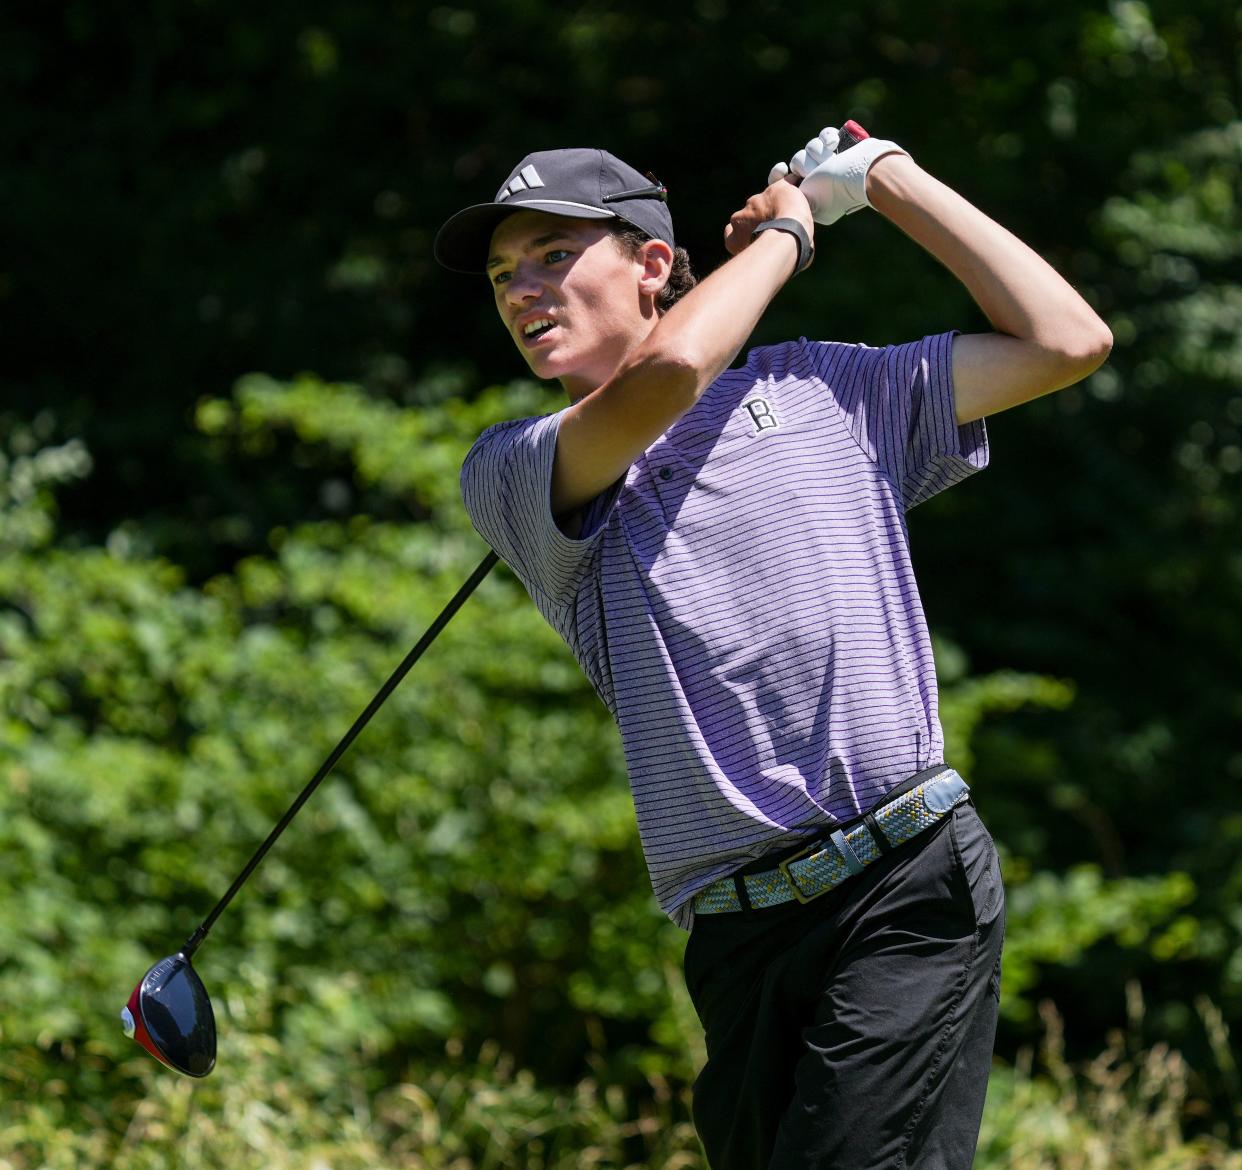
left=768, top=127, right=909, bottom=226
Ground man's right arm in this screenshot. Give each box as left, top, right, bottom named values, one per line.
left=550, top=183, right=813, bottom=516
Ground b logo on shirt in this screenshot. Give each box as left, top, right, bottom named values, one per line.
left=744, top=397, right=779, bottom=435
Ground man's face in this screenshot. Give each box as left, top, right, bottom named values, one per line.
left=486, top=211, right=656, bottom=400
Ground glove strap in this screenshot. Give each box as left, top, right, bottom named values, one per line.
left=753, top=218, right=814, bottom=274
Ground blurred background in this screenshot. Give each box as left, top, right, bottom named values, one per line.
left=2, top=1, right=1240, bottom=1166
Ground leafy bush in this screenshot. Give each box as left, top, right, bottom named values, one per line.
left=0, top=379, right=1222, bottom=1164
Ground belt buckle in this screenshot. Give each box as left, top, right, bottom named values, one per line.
left=776, top=842, right=829, bottom=904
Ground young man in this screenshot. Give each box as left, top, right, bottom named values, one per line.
left=434, top=129, right=1111, bottom=1170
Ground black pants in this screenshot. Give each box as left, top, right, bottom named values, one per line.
left=684, top=804, right=1005, bottom=1170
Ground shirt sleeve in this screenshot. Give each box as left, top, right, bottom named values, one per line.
left=803, top=331, right=989, bottom=509
left=460, top=409, right=621, bottom=607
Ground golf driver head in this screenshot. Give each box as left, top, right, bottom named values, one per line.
left=121, top=952, right=216, bottom=1077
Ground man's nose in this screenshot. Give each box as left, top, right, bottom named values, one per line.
left=504, top=263, right=543, bottom=304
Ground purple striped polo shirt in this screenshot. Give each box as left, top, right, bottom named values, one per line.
left=461, top=332, right=988, bottom=928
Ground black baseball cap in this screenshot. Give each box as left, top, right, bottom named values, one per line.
left=434, top=148, right=674, bottom=274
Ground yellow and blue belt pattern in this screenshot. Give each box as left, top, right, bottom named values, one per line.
left=694, top=769, right=970, bottom=915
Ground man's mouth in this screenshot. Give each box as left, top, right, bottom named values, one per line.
left=520, top=317, right=557, bottom=345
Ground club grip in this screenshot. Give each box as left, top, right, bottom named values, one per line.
left=837, top=120, right=870, bottom=152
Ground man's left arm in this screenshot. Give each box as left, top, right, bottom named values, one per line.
left=863, top=153, right=1113, bottom=423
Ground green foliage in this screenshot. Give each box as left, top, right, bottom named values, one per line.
left=999, top=867, right=1196, bottom=1023
left=195, top=373, right=555, bottom=526
left=0, top=414, right=91, bottom=554
left=934, top=641, right=1199, bottom=1024
left=2, top=1034, right=704, bottom=1170
left=4, top=1005, right=1237, bottom=1170
left=936, top=633, right=1076, bottom=777
left=0, top=383, right=692, bottom=1142
left=978, top=996, right=1242, bottom=1169
left=3, top=0, right=1241, bottom=1158
left=0, top=374, right=1221, bottom=1164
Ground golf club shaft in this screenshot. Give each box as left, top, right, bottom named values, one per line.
left=181, top=549, right=500, bottom=958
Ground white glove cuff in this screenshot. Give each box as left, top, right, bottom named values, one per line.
left=841, top=139, right=910, bottom=206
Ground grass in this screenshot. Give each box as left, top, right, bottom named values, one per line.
left=977, top=989, right=1242, bottom=1170
left=3, top=990, right=1238, bottom=1169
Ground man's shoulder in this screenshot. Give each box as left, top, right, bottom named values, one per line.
left=463, top=410, right=561, bottom=467
left=470, top=410, right=554, bottom=443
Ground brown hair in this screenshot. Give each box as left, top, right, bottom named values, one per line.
left=608, top=222, right=697, bottom=312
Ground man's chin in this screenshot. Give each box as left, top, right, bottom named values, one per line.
left=517, top=344, right=595, bottom=394
left=523, top=357, right=554, bottom=382
left=525, top=349, right=571, bottom=381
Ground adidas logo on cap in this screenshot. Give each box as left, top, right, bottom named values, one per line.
left=498, top=164, right=546, bottom=201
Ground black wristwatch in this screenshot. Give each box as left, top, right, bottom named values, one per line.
left=753, top=217, right=815, bottom=274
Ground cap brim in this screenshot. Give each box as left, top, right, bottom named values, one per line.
left=433, top=199, right=616, bottom=274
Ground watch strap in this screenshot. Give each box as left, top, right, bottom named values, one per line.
left=753, top=217, right=814, bottom=274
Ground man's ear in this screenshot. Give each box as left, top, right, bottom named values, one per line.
left=636, top=238, right=674, bottom=300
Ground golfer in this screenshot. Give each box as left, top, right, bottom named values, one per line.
left=434, top=127, right=1111, bottom=1170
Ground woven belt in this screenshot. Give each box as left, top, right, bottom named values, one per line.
left=693, top=768, right=970, bottom=915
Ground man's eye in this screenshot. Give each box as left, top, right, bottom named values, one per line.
left=492, top=271, right=512, bottom=286
left=545, top=249, right=570, bottom=264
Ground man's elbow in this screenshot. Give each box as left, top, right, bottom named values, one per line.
left=1062, top=315, right=1114, bottom=380
left=1041, top=315, right=1113, bottom=391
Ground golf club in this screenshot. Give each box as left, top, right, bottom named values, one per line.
left=122, top=549, right=498, bottom=1077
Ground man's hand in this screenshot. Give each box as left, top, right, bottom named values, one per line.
left=723, top=179, right=815, bottom=257
left=769, top=127, right=909, bottom=226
